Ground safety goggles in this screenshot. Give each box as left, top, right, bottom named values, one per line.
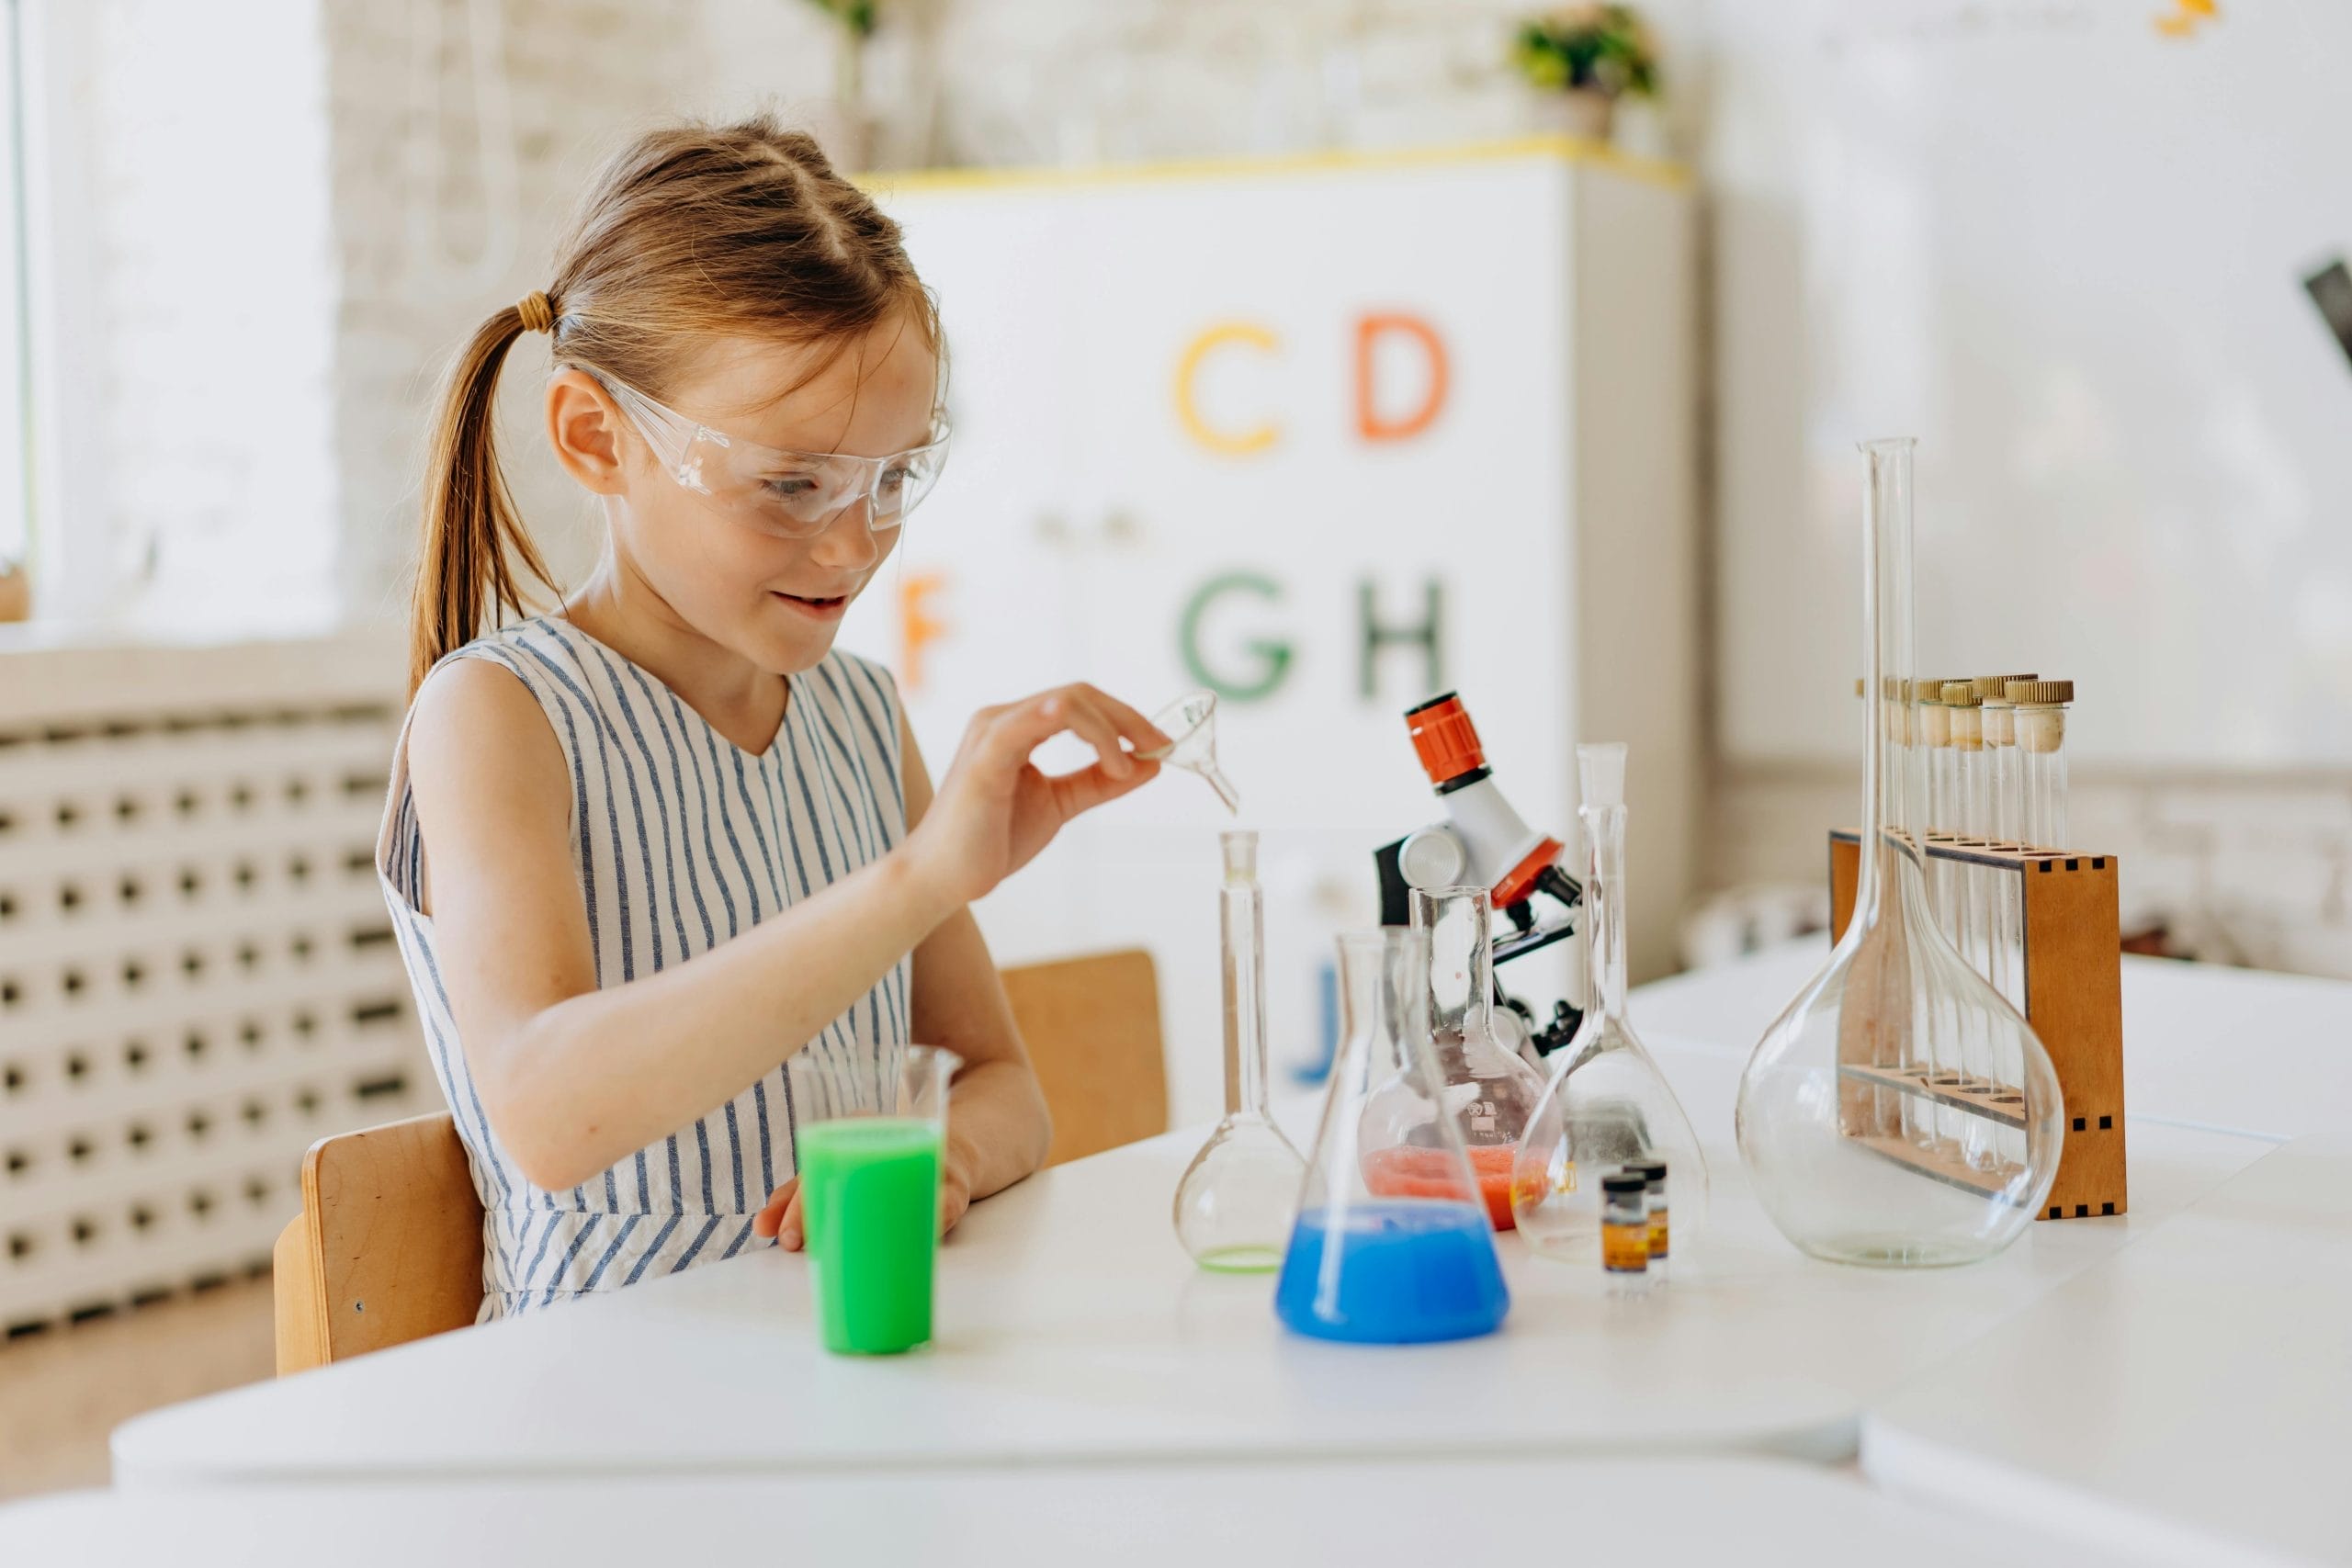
left=589, top=369, right=950, bottom=539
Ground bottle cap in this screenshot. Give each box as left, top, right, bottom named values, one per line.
left=1974, top=673, right=2034, bottom=701
left=1909, top=678, right=1954, bottom=703
left=1939, top=682, right=1981, bottom=707
left=1853, top=678, right=1864, bottom=697
left=1623, top=1157, right=1668, bottom=1186
left=1404, top=693, right=1487, bottom=789
left=2006, top=679, right=2075, bottom=705
left=1602, top=1170, right=1648, bottom=1197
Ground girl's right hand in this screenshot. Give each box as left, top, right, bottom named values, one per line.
left=900, top=684, right=1169, bottom=908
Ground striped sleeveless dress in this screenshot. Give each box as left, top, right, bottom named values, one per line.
left=375, top=615, right=910, bottom=1321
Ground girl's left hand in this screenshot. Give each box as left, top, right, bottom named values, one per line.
left=753, top=1148, right=976, bottom=1250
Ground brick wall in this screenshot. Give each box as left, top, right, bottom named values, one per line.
left=62, top=0, right=340, bottom=629
left=311, top=0, right=1690, bottom=626
left=68, top=0, right=2350, bottom=984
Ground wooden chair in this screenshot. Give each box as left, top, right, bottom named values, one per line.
left=271, top=1111, right=481, bottom=1375
left=1000, top=947, right=1169, bottom=1168
left=272, top=948, right=1168, bottom=1373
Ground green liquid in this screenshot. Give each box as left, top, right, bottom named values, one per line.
left=798, top=1118, right=943, bottom=1355
left=1194, top=1245, right=1283, bottom=1274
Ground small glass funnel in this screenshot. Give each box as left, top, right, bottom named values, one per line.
left=1276, top=928, right=1510, bottom=1345
left=1140, top=689, right=1240, bottom=814
left=1173, top=830, right=1306, bottom=1270
left=1511, top=743, right=1710, bottom=1258
left=1734, top=438, right=2064, bottom=1268
left=1393, top=886, right=1547, bottom=1229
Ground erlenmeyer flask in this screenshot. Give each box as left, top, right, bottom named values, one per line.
left=1735, top=438, right=2063, bottom=1267
left=1174, top=830, right=1306, bottom=1270
left=1276, top=929, right=1510, bottom=1344
left=1378, top=886, right=1546, bottom=1229
left=1511, top=743, right=1710, bottom=1257
left=1141, top=690, right=1240, bottom=814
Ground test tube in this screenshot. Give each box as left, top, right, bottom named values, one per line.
left=1974, top=673, right=2036, bottom=1015
left=1908, top=678, right=1956, bottom=1152
left=2007, top=678, right=2072, bottom=1172
left=1871, top=675, right=1913, bottom=1141
left=2008, top=680, right=2075, bottom=852
left=1942, top=682, right=1996, bottom=1169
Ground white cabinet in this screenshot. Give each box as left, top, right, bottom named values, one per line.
left=842, top=141, right=1698, bottom=1122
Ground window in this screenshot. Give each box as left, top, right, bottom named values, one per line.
left=0, top=0, right=28, bottom=575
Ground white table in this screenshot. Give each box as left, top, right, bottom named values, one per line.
left=1634, top=940, right=2352, bottom=1141
left=1863, top=1136, right=2352, bottom=1568
left=1, top=1459, right=2133, bottom=1568
left=109, top=1029, right=2276, bottom=1486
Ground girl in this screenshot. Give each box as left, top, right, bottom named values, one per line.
left=380, top=116, right=1167, bottom=1319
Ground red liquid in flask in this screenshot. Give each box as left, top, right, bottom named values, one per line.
left=1363, top=1145, right=1519, bottom=1231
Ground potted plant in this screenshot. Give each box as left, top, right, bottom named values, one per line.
left=799, top=0, right=878, bottom=169
left=1510, top=6, right=1659, bottom=142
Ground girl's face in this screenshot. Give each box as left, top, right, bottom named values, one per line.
left=604, top=317, right=940, bottom=675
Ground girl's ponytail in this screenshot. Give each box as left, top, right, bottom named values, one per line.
left=409, top=297, right=558, bottom=695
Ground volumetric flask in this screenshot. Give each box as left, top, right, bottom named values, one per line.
left=1512, top=743, right=1709, bottom=1258
left=1276, top=928, right=1510, bottom=1345
left=1396, top=886, right=1546, bottom=1229
left=1173, top=829, right=1306, bottom=1270
left=1735, top=439, right=2063, bottom=1267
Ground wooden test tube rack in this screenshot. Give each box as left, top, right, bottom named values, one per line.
left=1828, top=831, right=2127, bottom=1222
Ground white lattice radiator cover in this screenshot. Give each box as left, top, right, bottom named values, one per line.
left=0, top=632, right=425, bottom=1337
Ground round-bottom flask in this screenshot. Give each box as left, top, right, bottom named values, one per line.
left=1735, top=439, right=2063, bottom=1267
left=1512, top=743, right=1710, bottom=1257
left=1385, top=886, right=1547, bottom=1230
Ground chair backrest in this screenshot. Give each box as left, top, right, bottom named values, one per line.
left=272, top=1111, right=481, bottom=1375
left=273, top=947, right=1169, bottom=1373
left=1002, top=947, right=1170, bottom=1168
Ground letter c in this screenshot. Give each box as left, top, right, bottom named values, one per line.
left=1174, top=321, right=1282, bottom=457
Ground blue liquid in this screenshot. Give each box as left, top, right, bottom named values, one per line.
left=1274, top=1201, right=1510, bottom=1345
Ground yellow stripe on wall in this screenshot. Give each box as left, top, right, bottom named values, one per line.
left=856, top=133, right=1690, bottom=199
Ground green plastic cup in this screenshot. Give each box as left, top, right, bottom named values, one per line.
left=787, top=1044, right=960, bottom=1355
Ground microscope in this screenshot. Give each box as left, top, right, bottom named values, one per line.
left=1375, top=692, right=1587, bottom=1060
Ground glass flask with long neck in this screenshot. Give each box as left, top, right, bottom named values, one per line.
left=1395, top=886, right=1547, bottom=1229
left=1510, top=742, right=1709, bottom=1258
left=1735, top=438, right=2064, bottom=1267
left=1276, top=928, right=1509, bottom=1344
left=1172, top=830, right=1306, bottom=1270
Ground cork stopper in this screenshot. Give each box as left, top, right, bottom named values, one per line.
left=1983, top=702, right=2015, bottom=747
left=1949, top=699, right=1982, bottom=750
left=1974, top=672, right=2034, bottom=704
left=1919, top=698, right=1951, bottom=747
left=1939, top=682, right=1981, bottom=708
left=2017, top=707, right=2064, bottom=753
left=2006, top=679, right=2074, bottom=705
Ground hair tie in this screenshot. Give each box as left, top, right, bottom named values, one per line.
left=515, top=290, right=555, bottom=334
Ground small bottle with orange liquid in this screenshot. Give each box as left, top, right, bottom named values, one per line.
left=1600, top=1169, right=1651, bottom=1291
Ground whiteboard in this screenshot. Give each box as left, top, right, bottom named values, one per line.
left=1711, top=0, right=2352, bottom=767
left=832, top=152, right=1596, bottom=1122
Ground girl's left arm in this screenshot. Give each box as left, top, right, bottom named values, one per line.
left=756, top=710, right=1052, bottom=1247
